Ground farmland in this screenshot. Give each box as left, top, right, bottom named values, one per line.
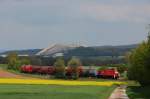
left=0, top=64, right=126, bottom=99
left=0, top=85, right=116, bottom=99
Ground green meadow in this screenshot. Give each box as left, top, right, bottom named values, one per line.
left=0, top=84, right=115, bottom=99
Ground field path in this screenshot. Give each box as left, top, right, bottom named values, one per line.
left=0, top=69, right=35, bottom=79
left=108, top=85, right=129, bottom=99
left=0, top=69, right=22, bottom=78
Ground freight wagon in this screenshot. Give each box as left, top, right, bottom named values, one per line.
left=20, top=65, right=83, bottom=76
left=20, top=65, right=55, bottom=75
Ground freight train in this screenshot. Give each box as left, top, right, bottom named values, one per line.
left=20, top=65, right=83, bottom=76
left=20, top=65, right=120, bottom=79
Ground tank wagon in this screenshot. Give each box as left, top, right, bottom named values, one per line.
left=20, top=65, right=83, bottom=76
left=20, top=65, right=55, bottom=75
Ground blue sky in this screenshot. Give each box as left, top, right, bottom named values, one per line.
left=0, top=0, right=150, bottom=50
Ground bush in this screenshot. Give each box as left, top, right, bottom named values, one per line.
left=110, top=64, right=128, bottom=74
left=7, top=52, right=19, bottom=70
left=7, top=53, right=31, bottom=70
left=116, top=64, right=128, bottom=74
left=67, top=57, right=82, bottom=80
left=98, top=66, right=107, bottom=71
left=20, top=58, right=30, bottom=65
left=127, top=42, right=150, bottom=86
left=54, top=58, right=66, bottom=79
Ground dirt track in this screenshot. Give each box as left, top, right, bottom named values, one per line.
left=108, top=85, right=129, bottom=99
left=0, top=69, right=33, bottom=79
left=0, top=68, right=37, bottom=79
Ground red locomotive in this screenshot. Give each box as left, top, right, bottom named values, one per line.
left=97, top=68, right=120, bottom=79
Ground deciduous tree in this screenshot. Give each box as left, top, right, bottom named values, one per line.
left=127, top=41, right=150, bottom=86
left=67, top=57, right=82, bottom=79
left=54, top=58, right=65, bottom=78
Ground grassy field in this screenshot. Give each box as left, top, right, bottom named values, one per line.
left=0, top=84, right=115, bottom=99
left=126, top=81, right=150, bottom=99
left=127, top=85, right=150, bottom=99
left=0, top=64, right=7, bottom=68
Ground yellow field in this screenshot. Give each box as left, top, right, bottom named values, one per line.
left=0, top=78, right=126, bottom=86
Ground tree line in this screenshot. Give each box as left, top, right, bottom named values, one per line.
left=0, top=55, right=126, bottom=67
left=5, top=53, right=82, bottom=79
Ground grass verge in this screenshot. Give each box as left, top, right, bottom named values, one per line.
left=127, top=81, right=150, bottom=99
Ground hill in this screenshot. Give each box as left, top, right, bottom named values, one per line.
left=36, top=44, right=81, bottom=56
left=0, top=44, right=138, bottom=57
left=0, top=49, right=42, bottom=56
left=64, top=44, right=138, bottom=57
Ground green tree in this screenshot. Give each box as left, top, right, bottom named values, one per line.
left=117, top=65, right=127, bottom=74
left=20, top=58, right=30, bottom=65
left=7, top=52, right=20, bottom=70
left=67, top=57, right=81, bottom=79
left=29, top=56, right=42, bottom=65
left=111, top=64, right=128, bottom=74
left=54, top=58, right=65, bottom=78
left=127, top=41, right=150, bottom=86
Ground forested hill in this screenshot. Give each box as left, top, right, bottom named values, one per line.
left=0, top=44, right=138, bottom=57
left=93, top=44, right=138, bottom=49
left=0, top=49, right=42, bottom=56
left=64, top=44, right=138, bottom=57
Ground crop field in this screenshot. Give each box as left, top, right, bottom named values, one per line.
left=0, top=78, right=125, bottom=86
left=0, top=84, right=116, bottom=99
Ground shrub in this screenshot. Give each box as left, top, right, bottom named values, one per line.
left=54, top=58, right=66, bottom=79
left=20, top=58, right=30, bottom=65
left=67, top=57, right=82, bottom=80
left=110, top=64, right=128, bottom=74
left=116, top=64, right=128, bottom=74
left=98, top=66, right=107, bottom=71
left=7, top=52, right=19, bottom=70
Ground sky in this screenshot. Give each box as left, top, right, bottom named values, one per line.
left=0, top=0, right=150, bottom=50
